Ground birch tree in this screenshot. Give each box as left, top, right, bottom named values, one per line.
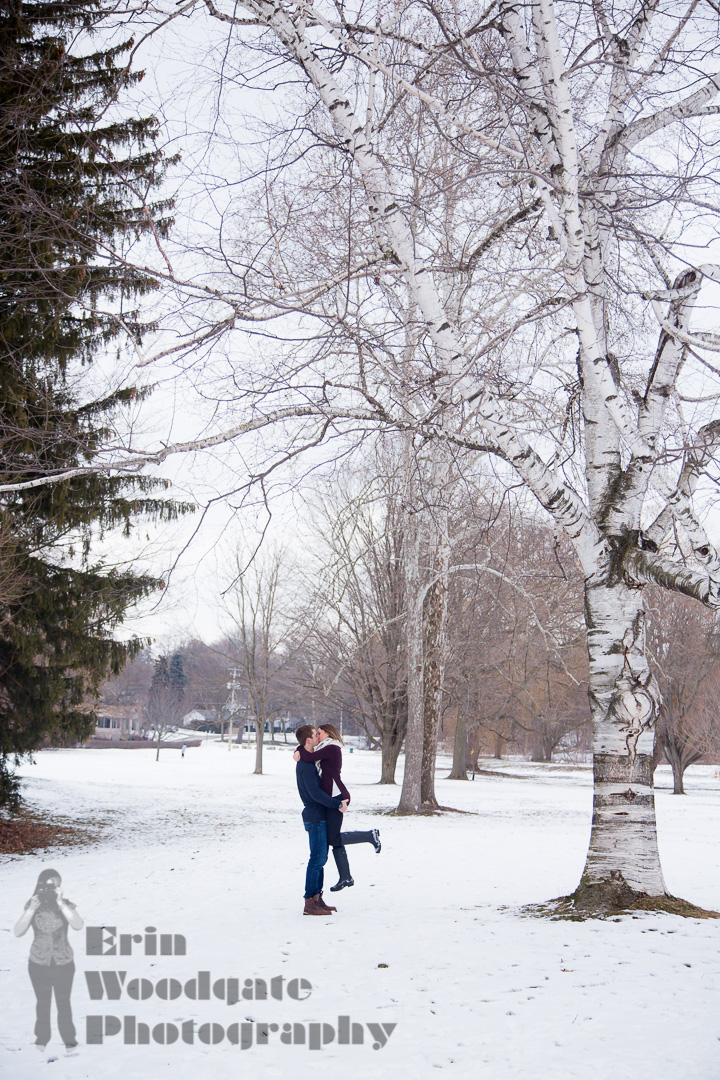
left=15, top=0, right=720, bottom=909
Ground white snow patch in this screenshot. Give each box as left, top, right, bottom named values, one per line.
left=1, top=745, right=719, bottom=1079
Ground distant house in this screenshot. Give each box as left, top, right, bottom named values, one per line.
left=182, top=709, right=210, bottom=728
left=93, top=704, right=143, bottom=741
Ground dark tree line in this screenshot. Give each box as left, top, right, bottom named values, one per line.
left=0, top=0, right=188, bottom=807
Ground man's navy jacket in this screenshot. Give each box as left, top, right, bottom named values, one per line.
left=296, top=758, right=343, bottom=823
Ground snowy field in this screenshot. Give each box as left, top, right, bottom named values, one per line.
left=1, top=741, right=720, bottom=1080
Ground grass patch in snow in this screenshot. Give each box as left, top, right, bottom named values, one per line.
left=387, top=804, right=477, bottom=816
left=0, top=807, right=108, bottom=857
left=517, top=893, right=720, bottom=921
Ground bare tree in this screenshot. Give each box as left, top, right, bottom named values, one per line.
left=222, top=547, right=293, bottom=775
left=100, top=648, right=155, bottom=707
left=300, top=481, right=409, bottom=784
left=444, top=509, right=588, bottom=769
left=146, top=654, right=186, bottom=760
left=648, top=591, right=720, bottom=795
left=177, top=640, right=233, bottom=723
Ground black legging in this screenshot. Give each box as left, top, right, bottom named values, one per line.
left=327, top=808, right=376, bottom=882
left=28, top=959, right=76, bottom=1047
left=325, top=807, right=375, bottom=849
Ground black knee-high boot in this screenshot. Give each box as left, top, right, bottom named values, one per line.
left=330, top=844, right=354, bottom=890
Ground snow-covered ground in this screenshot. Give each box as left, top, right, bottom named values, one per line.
left=2, top=742, right=719, bottom=1080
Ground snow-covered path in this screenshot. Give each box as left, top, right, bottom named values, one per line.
left=1, top=743, right=719, bottom=1079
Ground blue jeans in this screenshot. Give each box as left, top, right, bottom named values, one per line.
left=304, top=821, right=328, bottom=898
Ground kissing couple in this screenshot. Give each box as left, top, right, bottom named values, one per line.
left=294, top=723, right=381, bottom=916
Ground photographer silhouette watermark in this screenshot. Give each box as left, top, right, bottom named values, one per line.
left=14, top=869, right=83, bottom=1054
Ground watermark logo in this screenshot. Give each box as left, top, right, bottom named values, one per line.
left=82, top=929, right=396, bottom=1050
left=86, top=1014, right=396, bottom=1050
left=86, top=926, right=186, bottom=957
left=16, top=873, right=397, bottom=1053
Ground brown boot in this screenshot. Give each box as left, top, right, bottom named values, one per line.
left=316, top=893, right=336, bottom=912
left=303, top=895, right=331, bottom=916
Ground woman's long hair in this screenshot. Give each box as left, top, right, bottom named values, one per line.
left=318, top=722, right=344, bottom=745
left=32, top=868, right=62, bottom=913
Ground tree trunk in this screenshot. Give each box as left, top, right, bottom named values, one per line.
left=662, top=737, right=686, bottom=795
left=468, top=730, right=480, bottom=775
left=449, top=712, right=468, bottom=780
left=575, top=578, right=667, bottom=909
left=494, top=732, right=504, bottom=760
left=420, top=521, right=450, bottom=807
left=254, top=719, right=264, bottom=775
left=670, top=755, right=685, bottom=795
left=658, top=725, right=704, bottom=796
left=531, top=726, right=555, bottom=762
left=380, top=732, right=403, bottom=783
left=397, top=510, right=424, bottom=813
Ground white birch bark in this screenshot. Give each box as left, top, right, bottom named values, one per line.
left=494, top=0, right=720, bottom=904
left=579, top=575, right=666, bottom=903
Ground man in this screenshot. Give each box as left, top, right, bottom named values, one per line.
left=295, top=724, right=347, bottom=916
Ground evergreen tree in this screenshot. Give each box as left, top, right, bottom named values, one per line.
left=168, top=652, right=186, bottom=703
left=147, top=653, right=185, bottom=759
left=150, top=655, right=171, bottom=694
left=0, top=1, right=188, bottom=807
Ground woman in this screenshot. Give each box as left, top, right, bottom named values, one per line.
left=14, top=868, right=83, bottom=1051
left=295, top=723, right=381, bottom=891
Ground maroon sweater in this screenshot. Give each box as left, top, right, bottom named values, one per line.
left=297, top=743, right=351, bottom=804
